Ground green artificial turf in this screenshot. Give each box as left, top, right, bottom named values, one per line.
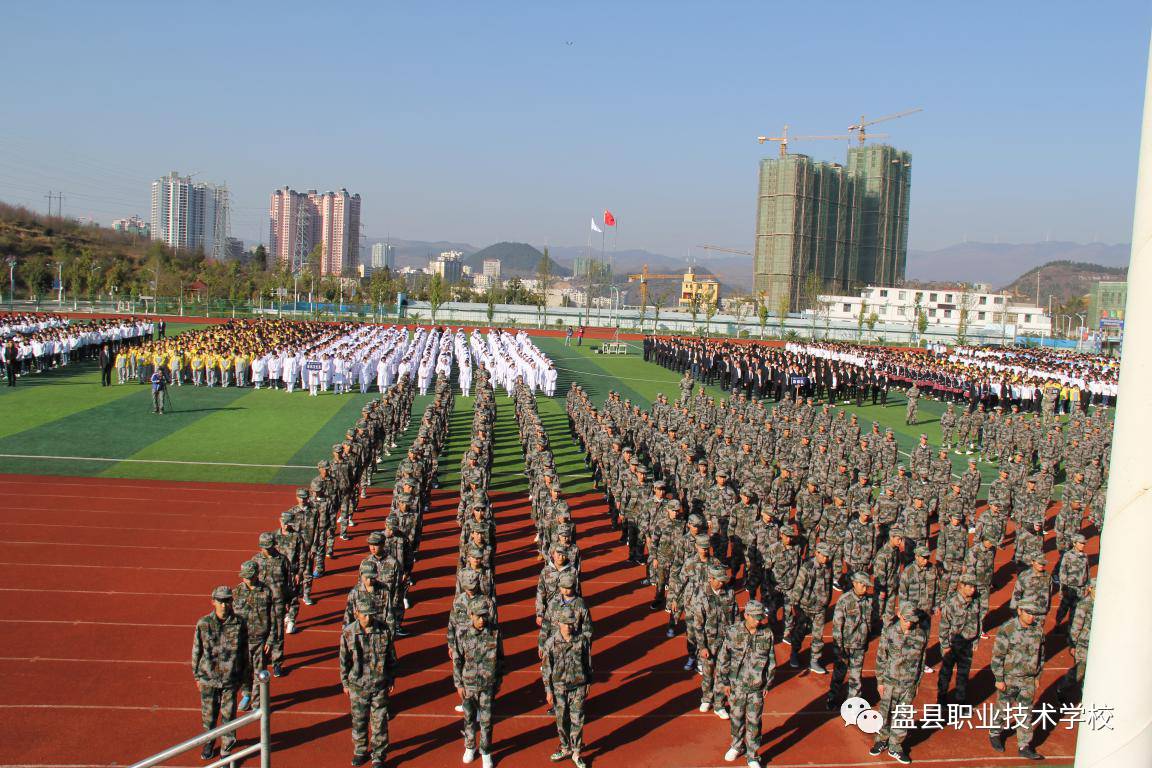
left=0, top=331, right=1069, bottom=495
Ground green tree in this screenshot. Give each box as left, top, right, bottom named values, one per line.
left=917, top=307, right=929, bottom=339
left=428, top=273, right=446, bottom=322
left=757, top=292, right=769, bottom=339
left=704, top=296, right=718, bottom=336
left=857, top=299, right=868, bottom=340
left=19, top=257, right=52, bottom=300
left=253, top=243, right=268, bottom=268
left=866, top=311, right=879, bottom=337
left=776, top=294, right=790, bottom=338
left=536, top=248, right=553, bottom=327
left=486, top=286, right=496, bottom=324
left=307, top=244, right=323, bottom=281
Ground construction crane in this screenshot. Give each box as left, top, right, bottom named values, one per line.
left=756, top=124, right=859, bottom=158
left=696, top=244, right=751, bottom=257
left=626, top=264, right=718, bottom=310
left=847, top=107, right=922, bottom=145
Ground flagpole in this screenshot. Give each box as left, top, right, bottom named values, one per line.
left=584, top=223, right=592, bottom=326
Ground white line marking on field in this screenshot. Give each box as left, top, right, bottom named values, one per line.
left=0, top=454, right=315, bottom=469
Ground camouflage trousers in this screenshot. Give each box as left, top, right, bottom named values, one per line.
left=906, top=401, right=917, bottom=424
left=874, top=682, right=916, bottom=751
left=243, top=640, right=267, bottom=699
left=989, top=677, right=1038, bottom=748
left=937, top=637, right=975, bottom=700
left=830, top=644, right=865, bottom=702
left=940, top=561, right=964, bottom=601
left=1054, top=586, right=1080, bottom=625
left=770, top=589, right=795, bottom=640
left=698, top=647, right=723, bottom=708
left=727, top=686, right=765, bottom=758
left=461, top=687, right=495, bottom=753
left=553, top=684, right=587, bottom=752
left=1058, top=649, right=1086, bottom=699
left=199, top=684, right=238, bottom=751
left=789, top=607, right=826, bottom=663
left=349, top=685, right=391, bottom=761
left=269, top=600, right=286, bottom=664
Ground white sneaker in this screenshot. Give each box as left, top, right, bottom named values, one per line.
left=715, top=708, right=730, bottom=720
left=747, top=760, right=762, bottom=768
left=481, top=753, right=493, bottom=768
left=463, top=748, right=475, bottom=764
left=724, top=747, right=741, bottom=762
left=285, top=621, right=296, bottom=634
left=699, top=701, right=711, bottom=712
left=455, top=704, right=464, bottom=712
left=347, top=519, right=356, bottom=528
left=924, top=664, right=934, bottom=673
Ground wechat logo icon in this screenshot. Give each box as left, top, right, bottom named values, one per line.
left=840, top=697, right=884, bottom=734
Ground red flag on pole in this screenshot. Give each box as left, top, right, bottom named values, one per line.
left=603, top=210, right=616, bottom=227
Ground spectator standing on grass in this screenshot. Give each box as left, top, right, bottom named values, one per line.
left=191, top=586, right=249, bottom=761
left=149, top=366, right=167, bottom=414
left=98, top=342, right=113, bottom=386
left=4, top=337, right=16, bottom=386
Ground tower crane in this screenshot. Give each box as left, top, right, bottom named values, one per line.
left=756, top=124, right=860, bottom=157
left=847, top=107, right=922, bottom=145
left=696, top=244, right=751, bottom=256
left=626, top=264, right=718, bottom=310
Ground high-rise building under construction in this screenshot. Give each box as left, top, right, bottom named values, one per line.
left=753, top=143, right=911, bottom=311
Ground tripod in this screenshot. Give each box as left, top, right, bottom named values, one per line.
left=162, top=385, right=175, bottom=413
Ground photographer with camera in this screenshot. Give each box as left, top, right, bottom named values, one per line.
left=150, top=365, right=168, bottom=415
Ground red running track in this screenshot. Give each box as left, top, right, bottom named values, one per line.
left=0, top=474, right=1082, bottom=767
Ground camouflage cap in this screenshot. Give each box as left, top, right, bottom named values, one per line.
left=1031, top=553, right=1047, bottom=565
left=693, top=533, right=712, bottom=549
left=460, top=570, right=480, bottom=590
left=743, top=600, right=766, bottom=619
left=353, top=593, right=375, bottom=615
left=466, top=544, right=487, bottom=560
left=468, top=597, right=491, bottom=617
left=239, top=561, right=259, bottom=578
left=653, top=480, right=667, bottom=490
left=332, top=444, right=343, bottom=453
left=387, top=514, right=402, bottom=528
left=358, top=562, right=377, bottom=577
left=708, top=564, right=729, bottom=581
left=665, top=499, right=682, bottom=512
left=914, top=544, right=931, bottom=559
left=280, top=511, right=297, bottom=524
left=1071, top=533, right=1087, bottom=544
left=851, top=571, right=872, bottom=585
left=258, top=532, right=276, bottom=548
left=815, top=543, right=832, bottom=558
left=716, top=470, right=729, bottom=478
left=958, top=573, right=977, bottom=587
left=555, top=605, right=577, bottom=625
left=740, top=489, right=758, bottom=502
left=781, top=523, right=798, bottom=538
left=318, top=459, right=330, bottom=469
left=366, top=531, right=385, bottom=545
left=1019, top=601, right=1047, bottom=617
left=556, top=525, right=574, bottom=537
left=211, top=585, right=233, bottom=602
left=558, top=572, right=578, bottom=589
left=295, top=488, right=309, bottom=499
left=686, top=512, right=704, bottom=526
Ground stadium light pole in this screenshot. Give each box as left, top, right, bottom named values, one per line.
left=6, top=257, right=15, bottom=310
left=1076, top=28, right=1152, bottom=768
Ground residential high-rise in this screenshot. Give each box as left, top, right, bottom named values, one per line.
left=268, top=187, right=362, bottom=276
left=371, top=242, right=396, bottom=271
left=112, top=215, right=150, bottom=237
left=482, top=259, right=501, bottom=279
left=753, top=145, right=911, bottom=311
left=430, top=250, right=464, bottom=283
left=150, top=172, right=230, bottom=259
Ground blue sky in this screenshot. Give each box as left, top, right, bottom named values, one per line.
left=0, top=1, right=1148, bottom=257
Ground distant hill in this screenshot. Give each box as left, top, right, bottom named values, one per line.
left=907, top=241, right=1129, bottom=285
left=465, top=242, right=570, bottom=277
left=999, top=260, right=1127, bottom=307
left=362, top=237, right=477, bottom=270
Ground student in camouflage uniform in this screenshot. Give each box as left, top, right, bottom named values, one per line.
left=788, top=542, right=833, bottom=673
left=1011, top=553, right=1052, bottom=618
left=872, top=531, right=905, bottom=628
left=538, top=571, right=593, bottom=659
left=1054, top=533, right=1089, bottom=627
left=191, top=586, right=250, bottom=760
left=904, top=383, right=920, bottom=425
left=233, top=561, right=271, bottom=710
left=340, top=593, right=398, bottom=767
left=1057, top=579, right=1095, bottom=704
left=936, top=575, right=981, bottom=704
left=693, top=563, right=737, bottom=717
left=937, top=508, right=969, bottom=599
left=988, top=603, right=1047, bottom=760
left=252, top=531, right=290, bottom=676
left=868, top=607, right=929, bottom=765
left=717, top=600, right=775, bottom=768
left=453, top=599, right=503, bottom=768
left=829, top=572, right=873, bottom=708
left=541, top=605, right=593, bottom=768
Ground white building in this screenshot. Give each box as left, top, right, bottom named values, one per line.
left=371, top=242, right=396, bottom=271
left=150, top=171, right=230, bottom=259
left=818, top=285, right=1053, bottom=336
left=430, top=250, right=464, bottom=283
left=112, top=215, right=150, bottom=237
left=482, top=259, right=501, bottom=279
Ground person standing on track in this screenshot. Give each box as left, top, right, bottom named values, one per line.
left=191, top=586, right=249, bottom=761
left=541, top=606, right=593, bottom=768
left=717, top=599, right=775, bottom=768
left=233, top=561, right=271, bottom=711
left=454, top=599, right=503, bottom=768
left=340, top=593, right=399, bottom=768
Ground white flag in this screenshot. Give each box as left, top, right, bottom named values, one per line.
left=590, top=218, right=602, bottom=234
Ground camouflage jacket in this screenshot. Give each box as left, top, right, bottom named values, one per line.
left=539, top=595, right=593, bottom=654
left=252, top=550, right=291, bottom=601
left=452, top=624, right=504, bottom=693
left=897, top=561, right=938, bottom=615
left=939, top=591, right=981, bottom=643
left=1057, top=550, right=1089, bottom=594
left=542, top=633, right=592, bottom=694
left=790, top=556, right=832, bottom=613
left=875, top=616, right=928, bottom=691
left=937, top=521, right=970, bottom=565
left=717, top=621, right=776, bottom=692
left=192, top=611, right=250, bottom=687
left=832, top=590, right=873, bottom=650
left=339, top=618, right=398, bottom=691
left=1069, top=595, right=1094, bottom=656
left=691, top=586, right=737, bottom=655
left=990, top=616, right=1044, bottom=683
left=232, top=581, right=272, bottom=643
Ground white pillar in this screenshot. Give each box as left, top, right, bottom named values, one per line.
left=1076, top=29, right=1152, bottom=768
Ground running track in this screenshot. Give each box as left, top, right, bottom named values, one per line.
left=0, top=472, right=1082, bottom=767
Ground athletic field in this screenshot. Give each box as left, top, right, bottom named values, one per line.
left=0, top=325, right=1079, bottom=767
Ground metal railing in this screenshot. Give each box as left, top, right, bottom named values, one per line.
left=128, top=671, right=271, bottom=768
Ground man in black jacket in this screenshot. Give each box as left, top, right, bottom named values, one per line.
left=98, top=343, right=114, bottom=387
